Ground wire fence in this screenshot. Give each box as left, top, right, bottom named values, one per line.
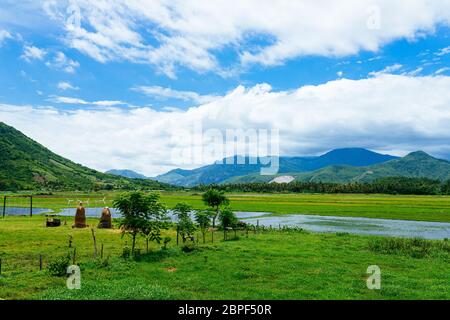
left=1, top=195, right=33, bottom=217
left=0, top=219, right=305, bottom=278
left=0, top=194, right=115, bottom=218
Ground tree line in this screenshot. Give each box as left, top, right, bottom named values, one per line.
left=192, top=177, right=450, bottom=195
left=115, top=189, right=237, bottom=257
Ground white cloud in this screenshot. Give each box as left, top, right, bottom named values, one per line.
left=436, top=46, right=450, bottom=56
left=435, top=67, right=450, bottom=75
left=21, top=45, right=47, bottom=62
left=0, top=30, right=12, bottom=46
left=57, top=81, right=79, bottom=91
left=41, top=0, right=450, bottom=77
left=48, top=95, right=125, bottom=107
left=2, top=74, right=450, bottom=176
left=132, top=86, right=218, bottom=104
left=368, top=64, right=403, bottom=77
left=46, top=52, right=80, bottom=73
left=403, top=67, right=424, bottom=77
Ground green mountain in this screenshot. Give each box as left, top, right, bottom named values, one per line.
left=227, top=151, right=450, bottom=184
left=0, top=122, right=173, bottom=191
left=106, top=169, right=148, bottom=179
left=155, top=148, right=397, bottom=186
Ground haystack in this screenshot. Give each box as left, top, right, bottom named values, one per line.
left=73, top=202, right=87, bottom=228
left=98, top=207, right=112, bottom=229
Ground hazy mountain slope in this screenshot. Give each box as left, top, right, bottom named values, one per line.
left=106, top=169, right=148, bottom=179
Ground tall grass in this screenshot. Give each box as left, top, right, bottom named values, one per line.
left=368, top=237, right=450, bottom=258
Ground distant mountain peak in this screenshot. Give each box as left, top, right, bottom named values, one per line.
left=323, top=147, right=391, bottom=157
left=405, top=151, right=432, bottom=158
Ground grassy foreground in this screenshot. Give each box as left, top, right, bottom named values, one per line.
left=0, top=216, right=449, bottom=300
left=4, top=192, right=450, bottom=222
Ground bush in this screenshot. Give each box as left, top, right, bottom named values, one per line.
left=122, top=246, right=131, bottom=260
left=162, top=236, right=171, bottom=250
left=181, top=243, right=197, bottom=253
left=47, top=254, right=71, bottom=277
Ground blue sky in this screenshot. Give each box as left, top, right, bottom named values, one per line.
left=1, top=1, right=450, bottom=175
left=1, top=22, right=449, bottom=110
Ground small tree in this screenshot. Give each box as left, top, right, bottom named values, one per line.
left=173, top=203, right=196, bottom=243
left=202, top=189, right=229, bottom=228
left=113, top=192, right=168, bottom=255
left=195, top=209, right=212, bottom=243
left=219, top=207, right=238, bottom=230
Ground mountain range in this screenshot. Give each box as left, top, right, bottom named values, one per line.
left=0, top=122, right=173, bottom=191
left=2, top=121, right=450, bottom=190
left=154, top=148, right=399, bottom=186
left=153, top=149, right=450, bottom=186
left=227, top=151, right=450, bottom=184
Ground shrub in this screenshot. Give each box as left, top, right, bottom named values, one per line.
left=47, top=254, right=71, bottom=277
left=122, top=246, right=131, bottom=260
left=181, top=243, right=197, bottom=253
left=162, top=236, right=171, bottom=250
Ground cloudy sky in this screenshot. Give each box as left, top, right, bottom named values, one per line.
left=1, top=0, right=450, bottom=176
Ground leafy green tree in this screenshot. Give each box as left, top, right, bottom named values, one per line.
left=202, top=189, right=229, bottom=228
left=218, top=207, right=238, bottom=230
left=218, top=207, right=238, bottom=241
left=113, top=191, right=168, bottom=255
left=173, top=203, right=196, bottom=243
left=195, top=209, right=212, bottom=243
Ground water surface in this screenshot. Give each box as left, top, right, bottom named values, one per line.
left=2, top=207, right=52, bottom=216
left=243, top=213, right=450, bottom=240
left=5, top=207, right=449, bottom=240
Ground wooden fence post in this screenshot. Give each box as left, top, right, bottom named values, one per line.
left=91, top=229, right=98, bottom=259
left=2, top=196, right=6, bottom=218
left=72, top=248, right=77, bottom=265
left=30, top=196, right=33, bottom=217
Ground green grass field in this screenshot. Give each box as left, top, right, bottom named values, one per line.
left=1, top=192, right=449, bottom=300
left=3, top=192, right=450, bottom=222
left=0, top=216, right=449, bottom=300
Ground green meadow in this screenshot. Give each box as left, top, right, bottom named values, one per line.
left=4, top=192, right=450, bottom=222
left=1, top=192, right=449, bottom=300
left=0, top=215, right=449, bottom=300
